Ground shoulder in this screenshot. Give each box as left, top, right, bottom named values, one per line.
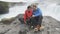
left=37, top=8, right=40, bottom=10
left=30, top=9, right=33, bottom=11
left=29, top=9, right=33, bottom=12
left=25, top=9, right=28, bottom=11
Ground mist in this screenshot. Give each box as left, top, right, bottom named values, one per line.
left=0, top=0, right=60, bottom=21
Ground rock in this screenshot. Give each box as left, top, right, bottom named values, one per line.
left=0, top=15, right=60, bottom=34
left=55, top=28, right=60, bottom=31
left=10, top=19, right=20, bottom=27
left=0, top=1, right=9, bottom=14
left=0, top=25, right=11, bottom=34
left=19, top=30, right=27, bottom=34
left=1, top=17, right=16, bottom=24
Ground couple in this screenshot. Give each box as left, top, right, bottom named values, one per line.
left=23, top=4, right=43, bottom=31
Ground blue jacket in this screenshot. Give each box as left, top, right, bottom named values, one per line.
left=33, top=8, right=42, bottom=17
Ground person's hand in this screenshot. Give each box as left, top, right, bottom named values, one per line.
left=24, top=21, right=26, bottom=24
left=32, top=15, right=35, bottom=17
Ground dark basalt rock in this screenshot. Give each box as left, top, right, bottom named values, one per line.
left=1, top=17, right=16, bottom=24
left=0, top=14, right=60, bottom=34
left=0, top=1, right=9, bottom=14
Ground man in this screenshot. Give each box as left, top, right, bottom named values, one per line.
left=23, top=6, right=33, bottom=25
left=31, top=4, right=43, bottom=31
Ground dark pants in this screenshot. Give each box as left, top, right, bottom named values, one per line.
left=26, top=18, right=32, bottom=25
left=32, top=16, right=43, bottom=27
left=26, top=16, right=43, bottom=27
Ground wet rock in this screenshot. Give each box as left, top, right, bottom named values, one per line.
left=19, top=30, right=27, bottom=34
left=1, top=17, right=16, bottom=24
left=0, top=16, right=60, bottom=34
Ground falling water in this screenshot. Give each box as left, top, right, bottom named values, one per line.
left=0, top=0, right=60, bottom=21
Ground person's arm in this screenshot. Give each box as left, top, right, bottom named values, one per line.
left=23, top=10, right=27, bottom=24
left=34, top=8, right=42, bottom=17
left=30, top=10, right=33, bottom=17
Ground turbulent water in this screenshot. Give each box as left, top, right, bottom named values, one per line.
left=0, top=0, right=60, bottom=21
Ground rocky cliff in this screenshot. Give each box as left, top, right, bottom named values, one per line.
left=0, top=14, right=60, bottom=34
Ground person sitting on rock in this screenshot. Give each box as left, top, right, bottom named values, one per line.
left=31, top=4, right=43, bottom=31
left=23, top=6, right=33, bottom=25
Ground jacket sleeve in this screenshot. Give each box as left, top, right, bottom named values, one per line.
left=30, top=10, right=33, bottom=17
left=34, top=8, right=42, bottom=17
left=23, top=10, right=27, bottom=23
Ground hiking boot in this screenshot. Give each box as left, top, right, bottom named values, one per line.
left=39, top=26, right=44, bottom=31
left=34, top=28, right=38, bottom=32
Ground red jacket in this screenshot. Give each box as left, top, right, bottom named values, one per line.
left=23, top=9, right=33, bottom=23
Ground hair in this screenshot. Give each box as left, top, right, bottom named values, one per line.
left=31, top=4, right=37, bottom=8
left=27, top=6, right=31, bottom=9
left=33, top=5, right=37, bottom=7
